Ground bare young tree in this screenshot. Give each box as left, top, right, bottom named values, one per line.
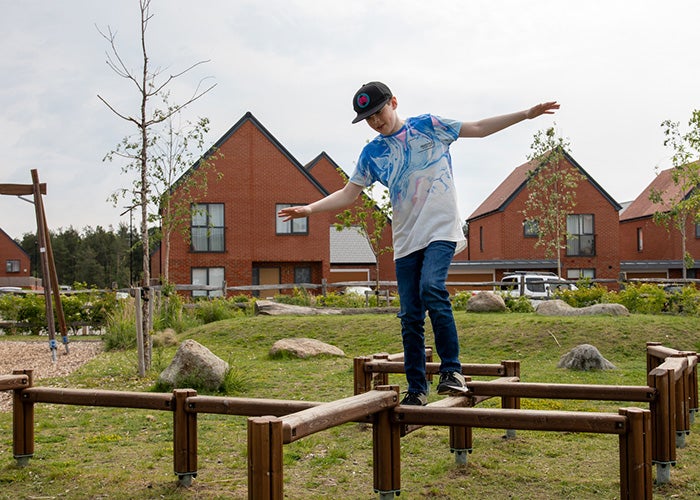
left=149, top=94, right=223, bottom=284
left=649, top=110, right=700, bottom=279
left=334, top=182, right=393, bottom=293
left=521, top=126, right=583, bottom=277
left=98, top=0, right=215, bottom=371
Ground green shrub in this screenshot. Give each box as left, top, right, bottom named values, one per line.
left=193, top=297, right=246, bottom=324
left=611, top=283, right=667, bottom=314
left=663, top=284, right=700, bottom=315
left=103, top=299, right=137, bottom=350
left=501, top=294, right=535, bottom=313
left=557, top=282, right=610, bottom=308
left=274, top=287, right=314, bottom=306
left=451, top=291, right=471, bottom=311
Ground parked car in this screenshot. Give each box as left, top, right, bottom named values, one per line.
left=499, top=271, right=577, bottom=299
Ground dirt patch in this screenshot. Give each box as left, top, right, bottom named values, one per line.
left=0, top=340, right=103, bottom=412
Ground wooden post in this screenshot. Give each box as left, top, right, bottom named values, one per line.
left=618, top=407, right=652, bottom=500
left=648, top=366, right=675, bottom=483
left=248, top=416, right=283, bottom=500
left=353, top=356, right=372, bottom=395
left=372, top=386, right=401, bottom=496
left=501, top=360, right=520, bottom=439
left=12, top=369, right=34, bottom=466
left=134, top=288, right=145, bottom=377
left=372, top=353, right=390, bottom=388
left=173, top=389, right=198, bottom=486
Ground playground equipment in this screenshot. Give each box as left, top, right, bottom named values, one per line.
left=0, top=169, right=69, bottom=360
left=1, top=341, right=697, bottom=499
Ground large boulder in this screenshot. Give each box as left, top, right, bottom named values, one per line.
left=535, top=300, right=629, bottom=317
left=255, top=300, right=342, bottom=316
left=467, top=292, right=507, bottom=312
left=557, top=344, right=616, bottom=371
left=269, top=338, right=345, bottom=359
left=158, top=339, right=229, bottom=391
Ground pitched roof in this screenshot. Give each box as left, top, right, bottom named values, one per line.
left=619, top=167, right=693, bottom=222
left=0, top=227, right=30, bottom=258
left=329, top=227, right=376, bottom=264
left=467, top=150, right=621, bottom=221
left=171, top=111, right=330, bottom=197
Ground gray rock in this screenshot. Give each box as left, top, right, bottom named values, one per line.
left=158, top=339, right=229, bottom=390
left=270, top=338, right=345, bottom=359
left=557, top=344, right=616, bottom=371
left=255, top=300, right=342, bottom=316
left=535, top=300, right=629, bottom=316
left=467, top=292, right=507, bottom=312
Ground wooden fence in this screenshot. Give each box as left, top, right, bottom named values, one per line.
left=1, top=341, right=697, bottom=499
left=354, top=341, right=698, bottom=485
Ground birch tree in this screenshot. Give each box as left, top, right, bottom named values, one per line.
left=98, top=0, right=215, bottom=371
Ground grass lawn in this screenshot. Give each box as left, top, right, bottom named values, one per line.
left=0, top=311, right=699, bottom=499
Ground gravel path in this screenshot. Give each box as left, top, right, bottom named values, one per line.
left=0, top=340, right=103, bottom=412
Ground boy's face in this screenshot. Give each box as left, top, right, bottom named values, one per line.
left=365, top=96, right=401, bottom=135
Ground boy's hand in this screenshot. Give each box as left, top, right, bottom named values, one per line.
left=278, top=205, right=311, bottom=221
left=526, top=101, right=559, bottom=119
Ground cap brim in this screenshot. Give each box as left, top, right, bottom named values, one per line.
left=351, top=97, right=390, bottom=124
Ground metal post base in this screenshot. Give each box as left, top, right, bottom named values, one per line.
left=451, top=448, right=472, bottom=465
left=376, top=489, right=400, bottom=499
left=14, top=455, right=31, bottom=467
left=503, top=429, right=517, bottom=439
left=676, top=430, right=688, bottom=449
left=177, top=473, right=196, bottom=487
left=655, top=462, right=673, bottom=484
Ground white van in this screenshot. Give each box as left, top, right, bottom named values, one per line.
left=499, top=272, right=577, bottom=299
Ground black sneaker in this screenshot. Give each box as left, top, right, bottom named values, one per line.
left=436, top=372, right=468, bottom=396
left=400, top=392, right=428, bottom=406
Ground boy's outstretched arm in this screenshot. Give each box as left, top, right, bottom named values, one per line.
left=277, top=181, right=364, bottom=221
left=459, top=101, right=559, bottom=138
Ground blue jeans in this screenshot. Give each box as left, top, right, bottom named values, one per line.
left=395, top=240, right=462, bottom=394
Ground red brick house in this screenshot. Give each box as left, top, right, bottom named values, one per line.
left=0, top=227, right=33, bottom=288
left=619, top=167, right=699, bottom=279
left=150, top=112, right=394, bottom=296
left=456, top=150, right=622, bottom=285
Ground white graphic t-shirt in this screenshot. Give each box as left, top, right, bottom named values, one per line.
left=350, top=114, right=466, bottom=260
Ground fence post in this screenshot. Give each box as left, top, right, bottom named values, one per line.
left=501, top=360, right=520, bottom=439
left=618, top=407, right=652, bottom=500
left=372, top=353, right=390, bottom=388
left=248, top=416, right=283, bottom=500
left=134, top=288, right=145, bottom=377
left=372, top=386, right=401, bottom=499
left=354, top=356, right=372, bottom=395
left=648, top=366, right=675, bottom=483
left=671, top=354, right=690, bottom=448
left=173, top=389, right=198, bottom=486
left=12, top=369, right=34, bottom=467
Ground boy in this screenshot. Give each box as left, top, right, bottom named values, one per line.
left=278, top=82, right=558, bottom=405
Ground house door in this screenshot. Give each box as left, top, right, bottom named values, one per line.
left=256, top=267, right=280, bottom=298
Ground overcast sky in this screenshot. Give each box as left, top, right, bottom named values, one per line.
left=1, top=0, right=699, bottom=239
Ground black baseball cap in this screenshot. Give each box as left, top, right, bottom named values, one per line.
left=352, top=81, right=392, bottom=124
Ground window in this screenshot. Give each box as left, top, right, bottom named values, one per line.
left=523, top=220, right=539, bottom=238
left=637, top=227, right=643, bottom=252
left=191, top=203, right=225, bottom=252
left=566, top=214, right=595, bottom=256
left=6, top=260, right=20, bottom=273
left=479, top=226, right=484, bottom=252
left=191, top=267, right=224, bottom=298
left=696, top=222, right=700, bottom=238
left=294, top=266, right=312, bottom=284
left=276, top=204, right=308, bottom=235
left=567, top=268, right=595, bottom=280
